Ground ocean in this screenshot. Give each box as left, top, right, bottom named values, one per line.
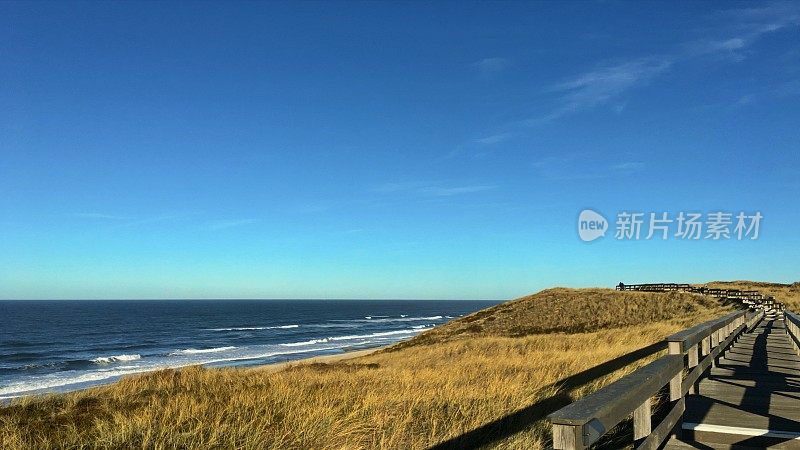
left=0, top=299, right=499, bottom=400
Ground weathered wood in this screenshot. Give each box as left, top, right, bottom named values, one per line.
left=549, top=355, right=683, bottom=447
left=682, top=323, right=743, bottom=397
left=666, top=311, right=743, bottom=353
left=552, top=424, right=582, bottom=450
left=615, top=283, right=771, bottom=304
left=669, top=371, right=682, bottom=402
left=633, top=398, right=652, bottom=441
left=786, top=310, right=800, bottom=354
left=687, top=344, right=698, bottom=368
left=638, top=398, right=685, bottom=450
left=550, top=295, right=782, bottom=450
left=677, top=317, right=800, bottom=449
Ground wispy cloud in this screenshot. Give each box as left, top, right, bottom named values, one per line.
left=418, top=185, right=496, bottom=196
left=290, top=202, right=337, bottom=214
left=522, top=3, right=800, bottom=124
left=535, top=57, right=673, bottom=123
left=725, top=2, right=800, bottom=32
left=73, top=212, right=127, bottom=220
left=533, top=156, right=646, bottom=181
left=372, top=181, right=429, bottom=194
left=475, top=132, right=512, bottom=145
left=610, top=161, right=646, bottom=174
left=117, top=214, right=187, bottom=228
left=207, top=219, right=258, bottom=230
left=684, top=4, right=800, bottom=62
left=373, top=182, right=497, bottom=197
left=472, top=57, right=509, bottom=77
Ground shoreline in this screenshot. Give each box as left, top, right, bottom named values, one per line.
left=1, top=345, right=387, bottom=405
left=247, top=346, right=384, bottom=374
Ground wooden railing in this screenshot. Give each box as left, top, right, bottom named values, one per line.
left=786, top=310, right=800, bottom=355
left=615, top=283, right=778, bottom=308
left=548, top=309, right=764, bottom=449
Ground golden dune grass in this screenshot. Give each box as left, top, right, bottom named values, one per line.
left=1, top=288, right=736, bottom=450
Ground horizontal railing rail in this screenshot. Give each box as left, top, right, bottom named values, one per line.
left=786, top=310, right=800, bottom=355
left=549, top=308, right=764, bottom=450
left=614, top=283, right=778, bottom=307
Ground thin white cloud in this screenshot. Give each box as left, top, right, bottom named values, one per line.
left=372, top=181, right=429, bottom=194
left=418, top=185, right=497, bottom=197
left=533, top=156, right=645, bottom=181
left=291, top=203, right=337, bottom=214
left=111, top=213, right=189, bottom=229
left=472, top=57, right=509, bottom=77
left=74, top=212, right=187, bottom=227
left=207, top=219, right=258, bottom=230
left=475, top=132, right=512, bottom=145
left=611, top=161, right=646, bottom=173
left=538, top=57, right=673, bottom=123
left=373, top=182, right=497, bottom=197
left=73, top=212, right=127, bottom=220
left=725, top=2, right=800, bottom=30
left=523, top=3, right=800, bottom=124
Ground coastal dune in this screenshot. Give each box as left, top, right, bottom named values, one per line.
left=0, top=287, right=749, bottom=449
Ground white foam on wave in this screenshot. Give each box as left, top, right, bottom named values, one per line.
left=328, top=328, right=422, bottom=341
left=279, top=328, right=425, bottom=347
left=171, top=346, right=236, bottom=355
left=304, top=323, right=361, bottom=329
left=280, top=338, right=329, bottom=347
left=0, top=347, right=327, bottom=400
left=206, top=325, right=300, bottom=331
left=0, top=364, right=158, bottom=399
left=358, top=315, right=444, bottom=323
left=91, top=354, right=142, bottom=364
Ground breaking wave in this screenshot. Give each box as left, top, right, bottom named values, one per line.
left=91, top=354, right=142, bottom=364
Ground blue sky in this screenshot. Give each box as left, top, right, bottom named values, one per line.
left=1, top=1, right=799, bottom=300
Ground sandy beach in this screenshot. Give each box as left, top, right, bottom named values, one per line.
left=251, top=347, right=383, bottom=374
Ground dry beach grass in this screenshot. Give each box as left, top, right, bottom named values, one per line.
left=0, top=287, right=750, bottom=449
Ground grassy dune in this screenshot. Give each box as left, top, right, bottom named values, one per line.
left=1, top=288, right=738, bottom=449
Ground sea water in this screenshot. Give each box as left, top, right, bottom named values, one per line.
left=0, top=299, right=498, bottom=399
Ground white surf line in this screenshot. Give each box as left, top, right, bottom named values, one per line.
left=682, top=422, right=800, bottom=440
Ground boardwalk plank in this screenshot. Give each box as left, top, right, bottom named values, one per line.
left=666, top=319, right=800, bottom=449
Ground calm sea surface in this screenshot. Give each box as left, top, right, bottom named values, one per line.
left=0, top=299, right=499, bottom=399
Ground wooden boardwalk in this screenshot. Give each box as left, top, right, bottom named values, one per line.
left=549, top=284, right=800, bottom=450
left=667, top=313, right=800, bottom=449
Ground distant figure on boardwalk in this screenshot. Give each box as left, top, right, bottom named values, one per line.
left=617, top=282, right=625, bottom=291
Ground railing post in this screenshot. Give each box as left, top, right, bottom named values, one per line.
left=687, top=344, right=699, bottom=394
left=668, top=341, right=683, bottom=401
left=552, top=424, right=584, bottom=450
left=710, top=329, right=719, bottom=368
left=633, top=397, right=652, bottom=442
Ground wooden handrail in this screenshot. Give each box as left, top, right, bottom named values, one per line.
left=550, top=356, right=683, bottom=448
left=786, top=310, right=800, bottom=355
left=614, top=283, right=777, bottom=305
left=665, top=311, right=742, bottom=353
left=549, top=309, right=763, bottom=450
